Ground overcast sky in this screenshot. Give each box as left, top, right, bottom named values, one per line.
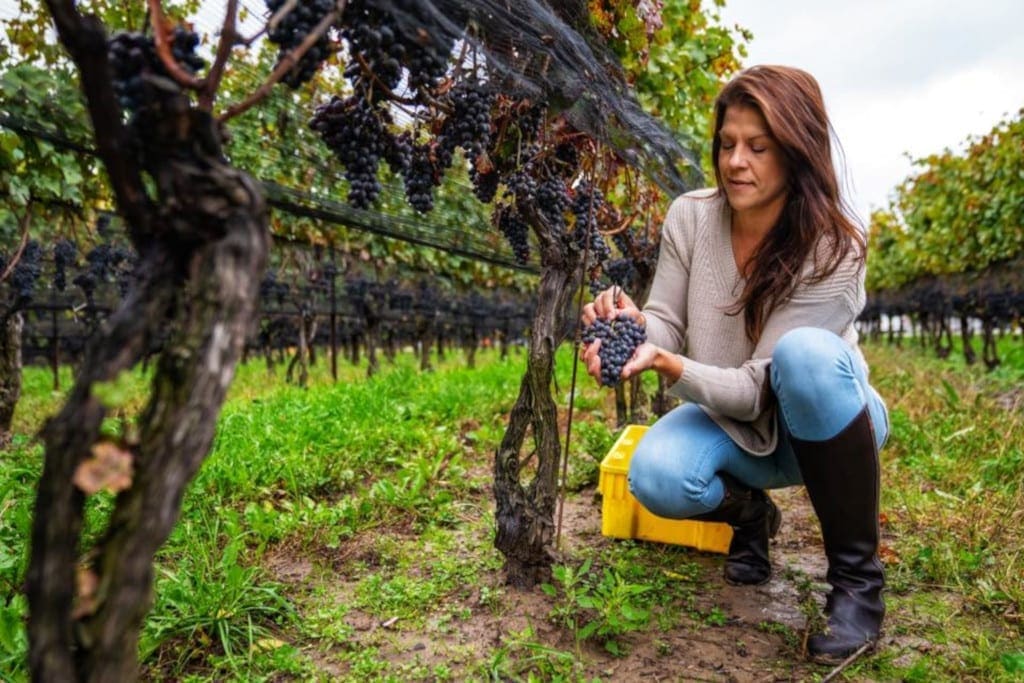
left=715, top=0, right=1024, bottom=224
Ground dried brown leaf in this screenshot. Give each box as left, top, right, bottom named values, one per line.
left=72, top=440, right=134, bottom=495
left=72, top=566, right=99, bottom=619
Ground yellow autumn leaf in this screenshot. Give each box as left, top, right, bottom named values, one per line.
left=250, top=637, right=287, bottom=653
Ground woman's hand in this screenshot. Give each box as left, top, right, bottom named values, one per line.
left=581, top=340, right=681, bottom=386
left=580, top=337, right=604, bottom=383
left=581, top=286, right=643, bottom=326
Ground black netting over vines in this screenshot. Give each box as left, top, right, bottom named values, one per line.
left=358, top=0, right=703, bottom=195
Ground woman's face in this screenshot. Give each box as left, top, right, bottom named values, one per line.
left=717, top=104, right=789, bottom=222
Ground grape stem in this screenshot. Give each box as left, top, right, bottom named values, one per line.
left=0, top=206, right=32, bottom=285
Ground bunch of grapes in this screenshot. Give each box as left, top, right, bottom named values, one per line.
left=384, top=131, right=413, bottom=175
left=470, top=167, right=499, bottom=203
left=107, top=27, right=205, bottom=112
left=582, top=314, right=646, bottom=387
left=516, top=102, right=547, bottom=146
left=309, top=95, right=389, bottom=208
left=341, top=0, right=453, bottom=97
left=439, top=80, right=494, bottom=161
left=402, top=143, right=439, bottom=213
left=265, top=0, right=334, bottom=89
left=503, top=169, right=537, bottom=202
left=404, top=33, right=452, bottom=93
left=605, top=258, right=638, bottom=290
left=497, top=207, right=530, bottom=265
left=260, top=270, right=290, bottom=307
left=53, top=239, right=78, bottom=292
left=571, top=185, right=611, bottom=265
left=71, top=244, right=132, bottom=303
left=535, top=177, right=569, bottom=233
left=9, top=241, right=42, bottom=303
left=341, top=10, right=404, bottom=94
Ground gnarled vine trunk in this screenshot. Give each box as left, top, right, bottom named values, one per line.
left=27, top=176, right=267, bottom=682
left=0, top=311, right=22, bottom=446
left=29, top=5, right=269, bottom=679
left=493, top=205, right=580, bottom=588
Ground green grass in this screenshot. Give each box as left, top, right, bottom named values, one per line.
left=0, top=336, right=1022, bottom=681
left=865, top=337, right=1023, bottom=682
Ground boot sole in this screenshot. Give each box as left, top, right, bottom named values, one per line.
left=807, top=638, right=877, bottom=665
left=724, top=573, right=771, bottom=587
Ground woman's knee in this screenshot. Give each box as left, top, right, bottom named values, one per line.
left=771, top=327, right=849, bottom=403
left=627, top=411, right=726, bottom=518
left=772, top=327, right=877, bottom=441
left=772, top=327, right=843, bottom=375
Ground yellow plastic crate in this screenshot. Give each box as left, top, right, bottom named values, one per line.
left=599, top=425, right=733, bottom=554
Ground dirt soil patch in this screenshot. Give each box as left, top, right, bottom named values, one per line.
left=264, top=477, right=908, bottom=681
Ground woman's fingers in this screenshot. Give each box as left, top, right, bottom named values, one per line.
left=595, top=287, right=628, bottom=319
left=581, top=338, right=602, bottom=380
left=581, top=302, right=597, bottom=326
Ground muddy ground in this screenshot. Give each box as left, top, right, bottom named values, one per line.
left=266, top=479, right=910, bottom=682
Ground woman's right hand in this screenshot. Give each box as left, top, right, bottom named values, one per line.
left=581, top=286, right=643, bottom=326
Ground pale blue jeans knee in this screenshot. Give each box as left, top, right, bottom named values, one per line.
left=628, top=327, right=888, bottom=520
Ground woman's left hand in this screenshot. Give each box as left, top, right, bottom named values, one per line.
left=620, top=342, right=660, bottom=381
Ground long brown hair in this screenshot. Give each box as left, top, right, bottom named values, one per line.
left=711, top=65, right=865, bottom=343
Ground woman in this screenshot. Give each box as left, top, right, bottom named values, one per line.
left=581, top=65, right=889, bottom=663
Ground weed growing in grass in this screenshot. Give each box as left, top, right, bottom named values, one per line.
left=142, top=511, right=295, bottom=677
left=757, top=620, right=799, bottom=650
left=694, top=605, right=727, bottom=627
left=543, top=559, right=652, bottom=656
left=479, top=624, right=586, bottom=681
left=564, top=420, right=615, bottom=492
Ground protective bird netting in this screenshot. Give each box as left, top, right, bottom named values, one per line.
left=349, top=0, right=704, bottom=195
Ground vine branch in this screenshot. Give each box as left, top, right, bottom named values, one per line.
left=0, top=208, right=32, bottom=285
left=146, top=0, right=204, bottom=90
left=219, top=4, right=343, bottom=123
left=198, top=0, right=238, bottom=111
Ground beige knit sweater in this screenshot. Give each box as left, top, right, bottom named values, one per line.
left=643, top=188, right=867, bottom=455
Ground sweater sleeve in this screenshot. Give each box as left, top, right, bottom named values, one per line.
left=669, top=251, right=866, bottom=421
left=641, top=195, right=693, bottom=352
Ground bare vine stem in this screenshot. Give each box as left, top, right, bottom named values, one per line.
left=198, top=0, right=239, bottom=111
left=555, top=172, right=596, bottom=550
left=0, top=208, right=32, bottom=285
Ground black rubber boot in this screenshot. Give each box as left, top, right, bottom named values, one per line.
left=693, top=472, right=782, bottom=586
left=790, top=407, right=885, bottom=663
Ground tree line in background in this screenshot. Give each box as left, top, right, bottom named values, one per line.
left=864, top=107, right=1023, bottom=366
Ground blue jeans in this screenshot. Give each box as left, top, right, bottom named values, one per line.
left=628, top=327, right=889, bottom=519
